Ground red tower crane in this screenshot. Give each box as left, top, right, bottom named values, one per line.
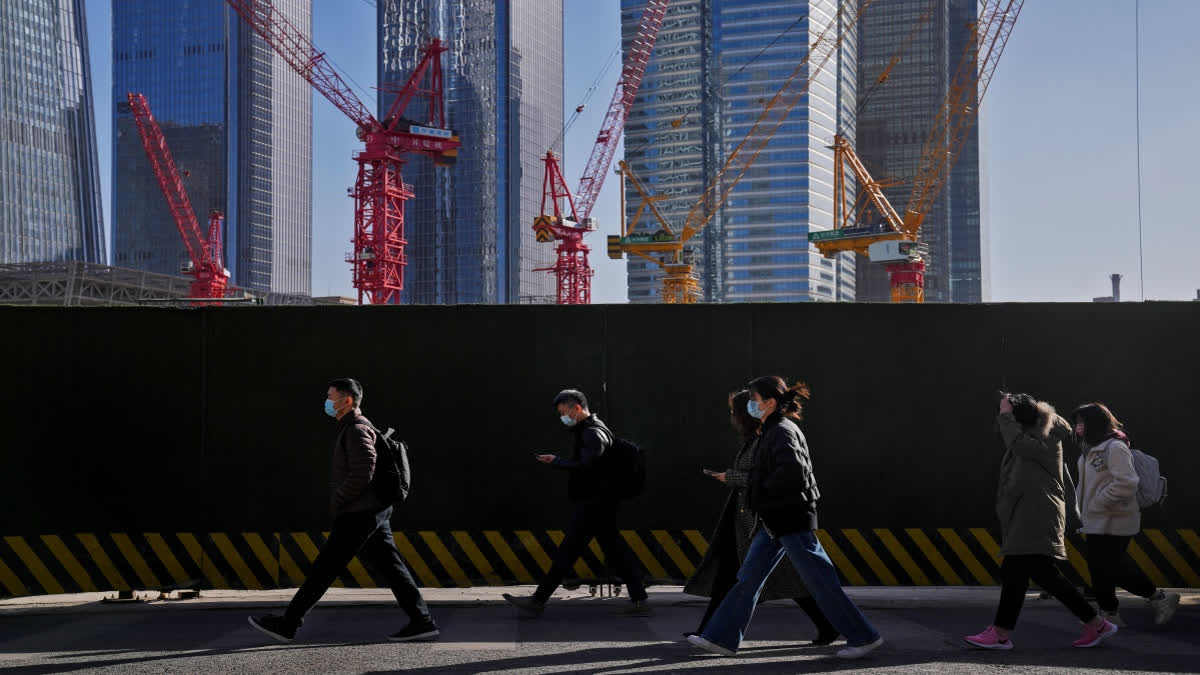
left=127, top=92, right=230, bottom=304
left=533, top=0, right=669, bottom=304
left=225, top=0, right=460, bottom=305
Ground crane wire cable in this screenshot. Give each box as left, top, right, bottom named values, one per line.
left=1135, top=0, right=1145, bottom=301
left=552, top=39, right=623, bottom=154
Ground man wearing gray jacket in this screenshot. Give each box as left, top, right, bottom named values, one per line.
left=248, top=378, right=437, bottom=644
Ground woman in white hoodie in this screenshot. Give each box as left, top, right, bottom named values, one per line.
left=1071, top=403, right=1180, bottom=627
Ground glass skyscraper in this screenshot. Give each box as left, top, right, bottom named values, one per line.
left=112, top=1, right=313, bottom=296
left=379, top=0, right=561, bottom=305
left=621, top=0, right=857, bottom=303
left=0, top=0, right=105, bottom=265
left=855, top=0, right=984, bottom=303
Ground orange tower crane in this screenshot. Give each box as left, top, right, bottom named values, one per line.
left=533, top=0, right=669, bottom=305
left=810, top=0, right=1024, bottom=303
left=608, top=0, right=876, bottom=303
left=127, top=92, right=230, bottom=305
left=226, top=0, right=460, bottom=305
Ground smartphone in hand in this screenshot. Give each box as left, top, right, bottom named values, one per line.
left=702, top=469, right=718, bottom=476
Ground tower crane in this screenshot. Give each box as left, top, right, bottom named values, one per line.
left=225, top=0, right=460, bottom=305
left=533, top=0, right=669, bottom=305
left=127, top=93, right=230, bottom=305
left=810, top=0, right=1023, bottom=303
left=608, top=0, right=877, bottom=303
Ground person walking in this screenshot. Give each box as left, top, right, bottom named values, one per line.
left=964, top=393, right=1117, bottom=651
left=249, top=378, right=438, bottom=644
left=684, top=389, right=837, bottom=644
left=503, top=389, right=651, bottom=617
left=1071, top=402, right=1181, bottom=627
left=687, top=376, right=883, bottom=660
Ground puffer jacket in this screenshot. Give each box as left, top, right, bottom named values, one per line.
left=331, top=410, right=383, bottom=515
left=995, top=402, right=1071, bottom=559
left=748, top=413, right=820, bottom=536
left=1077, top=434, right=1140, bottom=536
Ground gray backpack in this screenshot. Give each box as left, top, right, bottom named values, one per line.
left=1130, top=448, right=1167, bottom=509
left=1107, top=440, right=1167, bottom=510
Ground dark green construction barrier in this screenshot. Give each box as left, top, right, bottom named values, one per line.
left=2, top=302, right=1197, bottom=536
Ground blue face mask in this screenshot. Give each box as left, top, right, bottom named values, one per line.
left=324, top=399, right=339, bottom=418
left=747, top=399, right=765, bottom=420
left=560, top=414, right=576, bottom=427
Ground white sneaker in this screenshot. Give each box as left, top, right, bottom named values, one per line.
left=687, top=634, right=735, bottom=656
left=837, top=636, right=884, bottom=659
left=1149, top=591, right=1181, bottom=625
left=1099, top=610, right=1126, bottom=628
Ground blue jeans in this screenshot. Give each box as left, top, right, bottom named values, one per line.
left=701, top=528, right=879, bottom=651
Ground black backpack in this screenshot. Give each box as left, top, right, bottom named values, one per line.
left=599, top=428, right=646, bottom=500
left=370, top=426, right=411, bottom=505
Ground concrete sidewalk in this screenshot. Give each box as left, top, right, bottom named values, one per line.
left=2, top=585, right=1197, bottom=617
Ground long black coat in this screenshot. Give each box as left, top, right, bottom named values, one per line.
left=683, top=436, right=811, bottom=601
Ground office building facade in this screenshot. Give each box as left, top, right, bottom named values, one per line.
left=0, top=0, right=105, bottom=265
left=620, top=0, right=858, bottom=303
left=379, top=0, right=563, bottom=304
left=112, top=1, right=313, bottom=295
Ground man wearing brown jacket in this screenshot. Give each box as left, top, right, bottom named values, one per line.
left=249, top=378, right=437, bottom=643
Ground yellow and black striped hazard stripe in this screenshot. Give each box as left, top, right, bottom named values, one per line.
left=2, top=529, right=1198, bottom=597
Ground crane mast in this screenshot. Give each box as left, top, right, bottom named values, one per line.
left=533, top=0, right=669, bottom=305
left=811, top=0, right=1024, bottom=303
left=225, top=0, right=460, bottom=305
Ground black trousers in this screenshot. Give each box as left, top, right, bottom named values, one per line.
left=534, top=497, right=648, bottom=603
left=994, top=554, right=1096, bottom=630
left=284, top=506, right=430, bottom=628
left=1086, top=534, right=1157, bottom=611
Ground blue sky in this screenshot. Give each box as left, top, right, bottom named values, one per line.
left=85, top=1, right=1200, bottom=303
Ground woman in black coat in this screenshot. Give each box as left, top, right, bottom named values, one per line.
left=683, top=389, right=837, bottom=644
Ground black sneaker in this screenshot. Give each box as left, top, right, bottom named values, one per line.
left=388, top=619, right=440, bottom=642
left=248, top=614, right=296, bottom=643
left=502, top=593, right=545, bottom=617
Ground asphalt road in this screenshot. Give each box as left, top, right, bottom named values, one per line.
left=0, top=596, right=1196, bottom=673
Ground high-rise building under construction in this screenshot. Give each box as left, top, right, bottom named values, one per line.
left=620, top=0, right=858, bottom=303
left=855, top=0, right=985, bottom=303
left=379, top=0, right=563, bottom=304
left=111, top=1, right=313, bottom=296
left=0, top=0, right=105, bottom=265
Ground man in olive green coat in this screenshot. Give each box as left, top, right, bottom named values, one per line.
left=963, top=394, right=1117, bottom=651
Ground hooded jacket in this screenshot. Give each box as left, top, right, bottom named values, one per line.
left=995, top=402, right=1072, bottom=559
left=1077, top=432, right=1141, bottom=536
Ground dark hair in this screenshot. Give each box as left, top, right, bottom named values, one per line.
left=1008, top=393, right=1038, bottom=427
left=553, top=389, right=589, bottom=411
left=328, top=378, right=363, bottom=405
left=728, top=389, right=761, bottom=441
left=1071, top=402, right=1122, bottom=446
left=747, top=375, right=811, bottom=421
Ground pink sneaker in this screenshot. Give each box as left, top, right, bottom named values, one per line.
left=963, top=626, right=1013, bottom=650
left=1072, top=619, right=1118, bottom=648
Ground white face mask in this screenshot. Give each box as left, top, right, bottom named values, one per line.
left=560, top=414, right=576, bottom=427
